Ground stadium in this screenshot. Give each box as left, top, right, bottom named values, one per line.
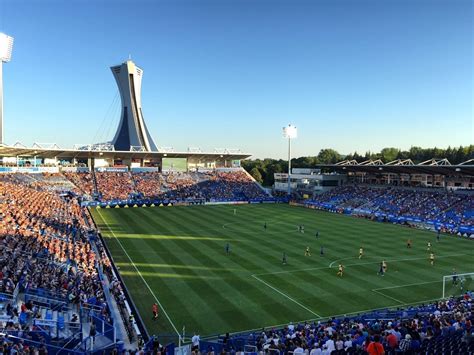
left=0, top=2, right=473, bottom=355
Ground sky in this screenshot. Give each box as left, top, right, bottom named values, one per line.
left=0, top=0, right=472, bottom=159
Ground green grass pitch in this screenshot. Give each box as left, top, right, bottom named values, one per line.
left=90, top=204, right=474, bottom=340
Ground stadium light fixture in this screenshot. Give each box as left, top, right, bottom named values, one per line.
left=0, top=33, right=13, bottom=62
left=0, top=33, right=14, bottom=145
left=282, top=124, right=297, bottom=195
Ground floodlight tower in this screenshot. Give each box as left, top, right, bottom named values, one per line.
left=0, top=33, right=13, bottom=145
left=283, top=124, right=297, bottom=196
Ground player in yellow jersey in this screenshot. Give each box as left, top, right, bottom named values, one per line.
left=305, top=246, right=311, bottom=256
left=337, top=264, right=344, bottom=277
left=430, top=253, right=435, bottom=266
left=359, top=247, right=364, bottom=259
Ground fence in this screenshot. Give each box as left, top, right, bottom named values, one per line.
left=0, top=332, right=84, bottom=354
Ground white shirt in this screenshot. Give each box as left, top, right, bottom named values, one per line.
left=324, top=326, right=334, bottom=335
left=293, top=347, right=304, bottom=353
left=191, top=335, right=200, bottom=346
left=325, top=339, right=335, bottom=352
left=344, top=340, right=353, bottom=350
left=310, top=348, right=322, bottom=355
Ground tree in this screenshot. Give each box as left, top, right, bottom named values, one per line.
left=249, top=167, right=263, bottom=183
left=241, top=145, right=474, bottom=186
left=317, top=149, right=341, bottom=164
left=380, top=148, right=399, bottom=163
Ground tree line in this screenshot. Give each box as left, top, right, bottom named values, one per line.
left=242, top=145, right=474, bottom=186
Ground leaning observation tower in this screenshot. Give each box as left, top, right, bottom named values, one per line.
left=110, top=60, right=158, bottom=152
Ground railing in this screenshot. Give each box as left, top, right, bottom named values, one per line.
left=0, top=291, right=14, bottom=303
left=56, top=332, right=83, bottom=354
left=24, top=289, right=69, bottom=311
left=0, top=330, right=84, bottom=354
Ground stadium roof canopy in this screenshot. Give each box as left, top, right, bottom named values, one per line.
left=0, top=143, right=251, bottom=162
left=315, top=158, right=474, bottom=177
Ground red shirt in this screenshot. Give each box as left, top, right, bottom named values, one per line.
left=367, top=342, right=385, bottom=355
left=152, top=304, right=158, bottom=313
left=386, top=333, right=398, bottom=348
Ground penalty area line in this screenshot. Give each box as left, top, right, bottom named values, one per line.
left=374, top=280, right=440, bottom=291
left=251, top=274, right=321, bottom=318
left=96, top=209, right=181, bottom=337
left=371, top=288, right=405, bottom=305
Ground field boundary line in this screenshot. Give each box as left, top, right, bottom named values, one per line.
left=96, top=209, right=181, bottom=337
left=251, top=274, right=321, bottom=318
left=371, top=289, right=405, bottom=305
left=254, top=253, right=468, bottom=277
left=200, top=296, right=445, bottom=341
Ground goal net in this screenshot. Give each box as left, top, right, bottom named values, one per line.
left=442, top=272, right=474, bottom=298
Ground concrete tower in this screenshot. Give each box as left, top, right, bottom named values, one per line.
left=110, top=60, right=158, bottom=151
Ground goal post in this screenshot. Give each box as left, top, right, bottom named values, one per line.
left=442, top=272, right=474, bottom=299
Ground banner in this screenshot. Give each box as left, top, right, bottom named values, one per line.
left=95, top=167, right=129, bottom=173
left=0, top=167, right=59, bottom=174
left=131, top=167, right=159, bottom=173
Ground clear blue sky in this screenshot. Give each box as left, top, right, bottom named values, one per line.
left=1, top=0, right=472, bottom=159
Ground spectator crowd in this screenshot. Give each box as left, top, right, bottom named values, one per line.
left=307, top=185, right=474, bottom=229
left=211, top=293, right=473, bottom=354
left=61, top=169, right=270, bottom=203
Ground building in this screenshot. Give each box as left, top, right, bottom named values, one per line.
left=274, top=168, right=347, bottom=197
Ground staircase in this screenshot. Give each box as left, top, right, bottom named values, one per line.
left=91, top=170, right=100, bottom=198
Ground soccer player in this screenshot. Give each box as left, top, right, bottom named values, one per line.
left=407, top=239, right=412, bottom=248
left=436, top=229, right=440, bottom=242
left=225, top=243, right=230, bottom=255
left=359, top=247, right=364, bottom=259
left=301, top=225, right=305, bottom=234
left=320, top=246, right=324, bottom=256
left=152, top=303, right=159, bottom=320
left=337, top=264, right=344, bottom=277
left=429, top=253, right=435, bottom=266
left=427, top=242, right=432, bottom=251
left=452, top=268, right=458, bottom=285
left=382, top=260, right=387, bottom=274
left=305, top=246, right=311, bottom=256
left=378, top=262, right=384, bottom=276
left=264, top=222, right=267, bottom=231
left=460, top=277, right=465, bottom=292
left=315, top=231, right=319, bottom=239
left=282, top=252, right=287, bottom=265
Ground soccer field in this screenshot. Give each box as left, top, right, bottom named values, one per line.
left=90, top=204, right=474, bottom=340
